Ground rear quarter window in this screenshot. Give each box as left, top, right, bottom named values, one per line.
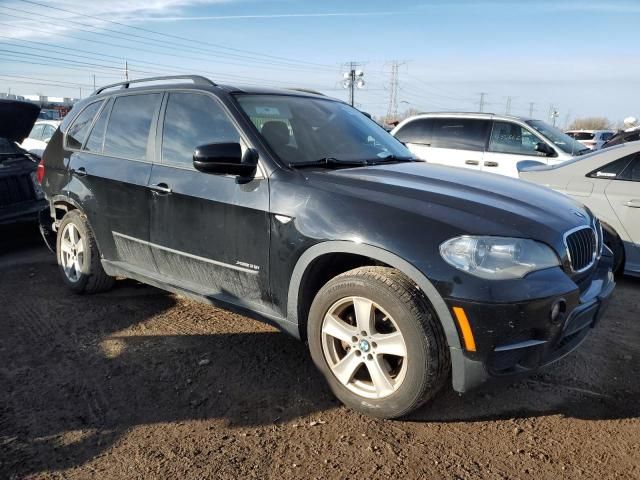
left=65, top=101, right=103, bottom=150
left=394, top=119, right=433, bottom=144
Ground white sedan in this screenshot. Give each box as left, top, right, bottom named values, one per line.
left=20, top=120, right=60, bottom=157
left=520, top=142, right=640, bottom=276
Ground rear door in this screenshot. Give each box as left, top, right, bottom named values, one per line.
left=67, top=93, right=162, bottom=273
left=428, top=118, right=489, bottom=171
left=148, top=91, right=271, bottom=305
left=484, top=120, right=551, bottom=177
left=605, top=154, right=640, bottom=246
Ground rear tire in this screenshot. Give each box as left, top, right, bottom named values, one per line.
left=56, top=210, right=115, bottom=294
left=308, top=266, right=450, bottom=419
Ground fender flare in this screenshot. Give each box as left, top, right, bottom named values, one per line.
left=287, top=240, right=462, bottom=351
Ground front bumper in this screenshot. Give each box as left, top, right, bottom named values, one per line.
left=447, top=250, right=615, bottom=393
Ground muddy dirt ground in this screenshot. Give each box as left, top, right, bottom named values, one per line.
left=0, top=225, right=638, bottom=479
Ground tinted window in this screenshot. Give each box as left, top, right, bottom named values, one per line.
left=84, top=99, right=112, bottom=153
left=588, top=154, right=636, bottom=179
left=619, top=155, right=640, bottom=181
left=431, top=118, right=489, bottom=151
left=42, top=125, right=56, bottom=141
left=162, top=93, right=240, bottom=167
left=28, top=124, right=44, bottom=140
left=394, top=119, right=433, bottom=144
left=66, top=101, right=103, bottom=149
left=103, top=94, right=161, bottom=160
left=600, top=132, right=613, bottom=141
left=571, top=132, right=595, bottom=140
left=489, top=121, right=544, bottom=155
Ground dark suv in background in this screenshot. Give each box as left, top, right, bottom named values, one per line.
left=0, top=99, right=46, bottom=226
left=38, top=76, right=615, bottom=418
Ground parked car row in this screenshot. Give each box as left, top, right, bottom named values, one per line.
left=565, top=129, right=615, bottom=150
left=26, top=75, right=615, bottom=419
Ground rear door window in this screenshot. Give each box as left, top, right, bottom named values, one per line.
left=431, top=118, right=490, bottom=151
left=28, top=124, right=44, bottom=140
left=394, top=119, right=433, bottom=144
left=161, top=92, right=240, bottom=167
left=619, top=155, right=640, bottom=181
left=488, top=121, right=542, bottom=155
left=103, top=94, right=161, bottom=160
left=65, top=101, right=103, bottom=150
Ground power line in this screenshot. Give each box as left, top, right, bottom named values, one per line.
left=17, top=0, right=336, bottom=70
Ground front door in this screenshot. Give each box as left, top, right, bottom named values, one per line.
left=148, top=91, right=271, bottom=307
left=483, top=121, right=552, bottom=177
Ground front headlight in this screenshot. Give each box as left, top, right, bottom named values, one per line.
left=440, top=236, right=559, bottom=280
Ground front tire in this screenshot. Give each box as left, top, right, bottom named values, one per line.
left=56, top=210, right=115, bottom=294
left=308, top=266, right=450, bottom=419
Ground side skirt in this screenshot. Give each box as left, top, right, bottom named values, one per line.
left=102, top=259, right=300, bottom=338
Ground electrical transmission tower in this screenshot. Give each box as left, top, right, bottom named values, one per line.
left=529, top=102, right=535, bottom=117
left=386, top=61, right=401, bottom=123
left=505, top=96, right=512, bottom=115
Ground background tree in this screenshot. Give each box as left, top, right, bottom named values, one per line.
left=568, top=117, right=612, bottom=130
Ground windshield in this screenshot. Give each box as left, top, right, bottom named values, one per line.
left=526, top=120, right=589, bottom=155
left=235, top=94, right=413, bottom=165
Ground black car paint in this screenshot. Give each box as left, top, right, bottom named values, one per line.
left=0, top=100, right=46, bottom=225
left=40, top=82, right=614, bottom=393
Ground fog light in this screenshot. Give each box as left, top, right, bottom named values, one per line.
left=550, top=300, right=566, bottom=323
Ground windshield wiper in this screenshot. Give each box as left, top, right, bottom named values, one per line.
left=289, top=157, right=368, bottom=169
left=366, top=154, right=418, bottom=165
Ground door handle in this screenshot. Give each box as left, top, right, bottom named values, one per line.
left=72, top=167, right=87, bottom=177
left=624, top=199, right=640, bottom=208
left=149, top=183, right=172, bottom=195
left=465, top=160, right=479, bottom=166
left=484, top=161, right=499, bottom=167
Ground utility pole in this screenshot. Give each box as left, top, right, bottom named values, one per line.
left=549, top=104, right=559, bottom=127
left=529, top=102, right=535, bottom=117
left=124, top=60, right=129, bottom=82
left=342, top=61, right=364, bottom=107
left=478, top=92, right=487, bottom=113
left=505, top=96, right=512, bottom=115
left=93, top=74, right=96, bottom=91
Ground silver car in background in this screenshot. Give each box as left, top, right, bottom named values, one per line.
left=520, top=142, right=640, bottom=276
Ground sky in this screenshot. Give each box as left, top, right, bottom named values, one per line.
left=1, top=0, right=638, bottom=126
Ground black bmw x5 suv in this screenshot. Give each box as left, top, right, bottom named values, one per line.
left=38, top=75, right=615, bottom=418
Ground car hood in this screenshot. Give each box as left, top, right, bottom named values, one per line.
left=0, top=99, right=41, bottom=143
left=315, top=162, right=592, bottom=237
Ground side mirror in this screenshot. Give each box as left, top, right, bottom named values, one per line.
left=535, top=142, right=555, bottom=157
left=193, top=143, right=257, bottom=176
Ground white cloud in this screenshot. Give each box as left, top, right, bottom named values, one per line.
left=0, top=0, right=235, bottom=39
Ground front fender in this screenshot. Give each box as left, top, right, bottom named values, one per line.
left=287, top=241, right=481, bottom=392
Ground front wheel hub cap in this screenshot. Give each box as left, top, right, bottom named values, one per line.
left=359, top=339, right=371, bottom=352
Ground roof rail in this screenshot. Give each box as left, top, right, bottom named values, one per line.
left=92, top=75, right=216, bottom=96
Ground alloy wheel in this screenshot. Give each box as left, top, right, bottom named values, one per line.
left=321, top=296, right=408, bottom=399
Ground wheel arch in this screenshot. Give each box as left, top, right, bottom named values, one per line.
left=287, top=241, right=462, bottom=353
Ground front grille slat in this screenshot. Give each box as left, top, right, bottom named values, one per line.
left=0, top=174, right=36, bottom=207
left=565, top=226, right=597, bottom=273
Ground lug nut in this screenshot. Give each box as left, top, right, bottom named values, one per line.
left=367, top=354, right=373, bottom=360
left=361, top=331, right=367, bottom=336
left=352, top=336, right=358, bottom=343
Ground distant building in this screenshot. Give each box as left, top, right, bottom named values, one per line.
left=0, top=92, right=78, bottom=118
